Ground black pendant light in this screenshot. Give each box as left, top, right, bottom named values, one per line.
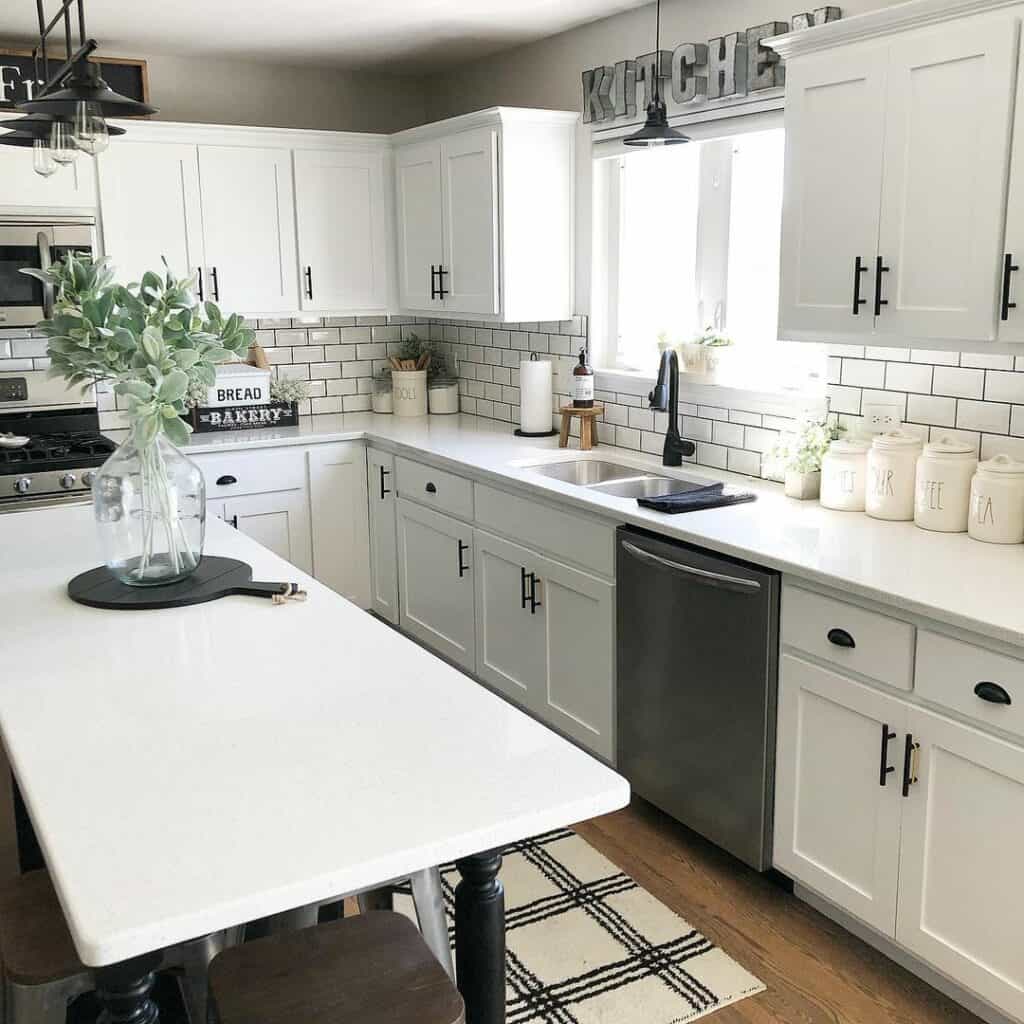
left=0, top=133, right=39, bottom=148
left=19, top=61, right=156, bottom=118
left=0, top=113, right=126, bottom=137
left=624, top=0, right=689, bottom=147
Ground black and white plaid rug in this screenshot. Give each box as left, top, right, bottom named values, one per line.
left=397, top=828, right=764, bottom=1024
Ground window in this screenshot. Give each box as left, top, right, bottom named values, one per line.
left=594, top=126, right=821, bottom=390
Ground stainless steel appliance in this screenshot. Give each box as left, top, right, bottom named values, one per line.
left=0, top=215, right=95, bottom=327
left=616, top=526, right=780, bottom=871
left=0, top=371, right=113, bottom=512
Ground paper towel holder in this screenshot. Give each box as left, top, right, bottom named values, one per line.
left=514, top=352, right=560, bottom=438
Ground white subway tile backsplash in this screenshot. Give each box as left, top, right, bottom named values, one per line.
left=743, top=426, right=779, bottom=453
left=865, top=346, right=909, bottom=362
left=932, top=365, right=984, bottom=399
left=1011, top=406, right=1024, bottom=437
left=906, top=393, right=956, bottom=427
left=960, top=352, right=1014, bottom=370
left=957, top=399, right=1010, bottom=434
left=910, top=349, right=960, bottom=366
left=615, top=426, right=640, bottom=450
left=712, top=421, right=744, bottom=448
left=729, top=410, right=761, bottom=427
left=825, top=385, right=861, bottom=414
left=727, top=449, right=761, bottom=477
left=627, top=407, right=654, bottom=431
left=695, top=442, right=728, bottom=470
left=681, top=416, right=711, bottom=441
left=981, top=433, right=1024, bottom=461
left=841, top=359, right=885, bottom=388
left=984, top=370, right=1024, bottom=404
left=884, top=362, right=932, bottom=394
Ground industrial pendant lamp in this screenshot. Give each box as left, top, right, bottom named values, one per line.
left=623, top=0, right=689, bottom=147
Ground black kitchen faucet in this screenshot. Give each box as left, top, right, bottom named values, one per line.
left=648, top=349, right=696, bottom=467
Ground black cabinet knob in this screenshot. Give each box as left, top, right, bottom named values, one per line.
left=827, top=627, right=856, bottom=649
left=974, top=681, right=1012, bottom=706
left=425, top=482, right=437, bottom=494
left=216, top=475, right=237, bottom=486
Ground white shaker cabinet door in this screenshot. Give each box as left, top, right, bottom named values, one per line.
left=999, top=27, right=1024, bottom=342
left=876, top=14, right=1019, bottom=343
left=197, top=145, right=298, bottom=315
left=777, top=44, right=888, bottom=337
left=396, top=498, right=475, bottom=672
left=774, top=654, right=906, bottom=936
left=97, top=142, right=204, bottom=285
left=219, top=489, right=312, bottom=575
left=293, top=148, right=389, bottom=314
left=897, top=706, right=1024, bottom=1020
left=395, top=141, right=444, bottom=313
left=441, top=127, right=500, bottom=316
left=0, top=145, right=95, bottom=211
left=366, top=449, right=400, bottom=624
left=307, top=443, right=370, bottom=607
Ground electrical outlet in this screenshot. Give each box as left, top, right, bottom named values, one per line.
left=862, top=402, right=903, bottom=434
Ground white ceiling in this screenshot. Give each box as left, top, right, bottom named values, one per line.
left=2, top=0, right=652, bottom=73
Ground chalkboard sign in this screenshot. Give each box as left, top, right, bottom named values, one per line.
left=190, top=401, right=300, bottom=434
left=0, top=51, right=149, bottom=110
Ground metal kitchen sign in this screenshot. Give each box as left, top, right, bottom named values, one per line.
left=581, top=7, right=840, bottom=125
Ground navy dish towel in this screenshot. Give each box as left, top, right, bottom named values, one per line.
left=638, top=483, right=756, bottom=514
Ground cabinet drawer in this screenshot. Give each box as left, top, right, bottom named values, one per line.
left=475, top=483, right=614, bottom=577
left=916, top=631, right=1024, bottom=740
left=395, top=456, right=473, bottom=520
left=193, top=448, right=306, bottom=497
left=782, top=584, right=915, bottom=690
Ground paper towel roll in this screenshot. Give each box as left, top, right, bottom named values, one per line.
left=519, top=359, right=553, bottom=434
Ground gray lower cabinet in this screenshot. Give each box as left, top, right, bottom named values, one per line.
left=395, top=497, right=476, bottom=672
left=366, top=448, right=399, bottom=624
left=474, top=528, right=615, bottom=761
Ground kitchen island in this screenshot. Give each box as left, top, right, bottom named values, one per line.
left=0, top=505, right=629, bottom=1022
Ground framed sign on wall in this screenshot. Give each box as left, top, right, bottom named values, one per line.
left=0, top=50, right=149, bottom=110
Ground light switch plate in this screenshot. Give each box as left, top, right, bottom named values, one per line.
left=862, top=401, right=903, bottom=434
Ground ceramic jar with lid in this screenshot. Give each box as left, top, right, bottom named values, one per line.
left=865, top=431, right=924, bottom=521
left=968, top=454, right=1024, bottom=544
left=820, top=438, right=871, bottom=511
left=913, top=436, right=977, bottom=533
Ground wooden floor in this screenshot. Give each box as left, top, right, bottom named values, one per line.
left=575, top=799, right=981, bottom=1024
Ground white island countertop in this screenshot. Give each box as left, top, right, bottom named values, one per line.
left=138, top=412, right=1024, bottom=648
left=1, top=507, right=629, bottom=966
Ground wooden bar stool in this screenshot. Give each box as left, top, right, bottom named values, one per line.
left=209, top=911, right=465, bottom=1024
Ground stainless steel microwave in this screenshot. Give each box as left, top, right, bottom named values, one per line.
left=0, top=216, right=95, bottom=327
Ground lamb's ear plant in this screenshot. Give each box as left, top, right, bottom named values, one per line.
left=23, top=252, right=254, bottom=446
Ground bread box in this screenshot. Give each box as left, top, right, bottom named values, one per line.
left=206, top=364, right=271, bottom=408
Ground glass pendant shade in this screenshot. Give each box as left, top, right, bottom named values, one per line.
left=73, top=101, right=109, bottom=155
left=32, top=137, right=58, bottom=176
left=49, top=119, right=78, bottom=164
left=623, top=96, right=690, bottom=147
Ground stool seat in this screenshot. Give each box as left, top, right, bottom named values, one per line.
left=209, top=911, right=465, bottom=1024
left=0, top=870, right=84, bottom=986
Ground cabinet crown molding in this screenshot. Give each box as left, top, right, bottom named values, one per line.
left=767, top=0, right=1023, bottom=57
left=106, top=119, right=393, bottom=151
left=390, top=106, right=579, bottom=147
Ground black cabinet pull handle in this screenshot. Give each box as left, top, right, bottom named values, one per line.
left=521, top=567, right=530, bottom=609
left=901, top=733, right=920, bottom=797
left=879, top=723, right=897, bottom=786
left=425, top=482, right=437, bottom=494
left=229, top=515, right=239, bottom=530
left=529, top=572, right=542, bottom=614
left=827, top=627, right=856, bottom=649
left=1001, top=253, right=1019, bottom=321
left=210, top=266, right=220, bottom=302
left=197, top=267, right=204, bottom=302
left=873, top=256, right=889, bottom=317
left=852, top=256, right=868, bottom=314
left=975, top=680, right=1012, bottom=706
left=437, top=265, right=449, bottom=300
left=457, top=540, right=469, bottom=578
left=379, top=465, right=391, bottom=500
left=304, top=265, right=314, bottom=301
left=430, top=265, right=439, bottom=300
left=216, top=475, right=237, bottom=486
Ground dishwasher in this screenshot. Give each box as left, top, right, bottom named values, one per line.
left=616, top=526, right=779, bottom=871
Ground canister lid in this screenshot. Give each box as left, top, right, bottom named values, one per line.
left=871, top=430, right=924, bottom=452
left=922, top=436, right=977, bottom=459
left=827, top=438, right=871, bottom=455
left=977, top=453, right=1024, bottom=476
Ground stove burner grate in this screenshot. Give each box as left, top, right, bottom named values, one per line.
left=0, top=431, right=116, bottom=470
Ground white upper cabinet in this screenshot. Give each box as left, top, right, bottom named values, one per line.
left=293, top=147, right=389, bottom=314
left=197, top=145, right=298, bottom=315
left=392, top=108, right=577, bottom=322
left=0, top=146, right=95, bottom=212
left=999, top=26, right=1024, bottom=342
left=98, top=141, right=204, bottom=284
left=773, top=2, right=1024, bottom=350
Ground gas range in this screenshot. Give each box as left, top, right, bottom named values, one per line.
left=0, top=372, right=114, bottom=513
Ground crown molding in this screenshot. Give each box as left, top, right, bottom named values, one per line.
left=390, top=106, right=578, bottom=146
left=106, top=119, right=393, bottom=151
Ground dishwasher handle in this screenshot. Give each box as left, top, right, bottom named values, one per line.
left=620, top=540, right=762, bottom=594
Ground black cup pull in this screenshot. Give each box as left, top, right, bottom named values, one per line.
left=521, top=567, right=530, bottom=609
left=529, top=573, right=542, bottom=614
left=873, top=256, right=889, bottom=317
left=457, top=540, right=469, bottom=578
left=216, top=475, right=237, bottom=486
left=1002, top=253, right=1019, bottom=321
left=379, top=465, right=391, bottom=500
left=975, top=680, right=1012, bottom=706
left=879, top=723, right=897, bottom=786
left=902, top=733, right=920, bottom=798
left=852, top=256, right=868, bottom=314
left=827, top=627, right=856, bottom=649
left=425, top=482, right=437, bottom=494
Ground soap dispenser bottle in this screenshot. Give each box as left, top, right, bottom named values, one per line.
left=572, top=348, right=594, bottom=408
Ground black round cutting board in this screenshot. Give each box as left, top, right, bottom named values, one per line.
left=67, top=557, right=302, bottom=610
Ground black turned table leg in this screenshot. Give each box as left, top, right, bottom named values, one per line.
left=455, top=850, right=505, bottom=1024
left=95, top=952, right=162, bottom=1024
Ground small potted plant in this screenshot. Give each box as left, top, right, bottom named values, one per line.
left=269, top=376, right=309, bottom=415
left=769, top=413, right=845, bottom=500
left=691, top=325, right=734, bottom=381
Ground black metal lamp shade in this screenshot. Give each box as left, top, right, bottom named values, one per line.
left=623, top=96, right=690, bottom=147
left=18, top=65, right=156, bottom=117
left=0, top=113, right=126, bottom=138
left=0, top=133, right=39, bottom=148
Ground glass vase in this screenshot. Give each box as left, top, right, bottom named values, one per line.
left=92, top=431, right=206, bottom=586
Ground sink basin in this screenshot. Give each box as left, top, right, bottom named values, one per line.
left=589, top=476, right=709, bottom=499
left=526, top=460, right=647, bottom=486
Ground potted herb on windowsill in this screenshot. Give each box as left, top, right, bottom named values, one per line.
left=768, top=413, right=845, bottom=500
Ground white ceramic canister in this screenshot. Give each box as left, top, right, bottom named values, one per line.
left=913, top=436, right=977, bottom=533
left=391, top=369, right=428, bottom=417
left=428, top=379, right=460, bottom=414
left=865, top=431, right=924, bottom=521
left=968, top=454, right=1024, bottom=544
left=820, top=438, right=871, bottom=511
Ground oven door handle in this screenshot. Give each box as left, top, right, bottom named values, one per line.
left=621, top=540, right=762, bottom=593
left=37, top=231, right=54, bottom=319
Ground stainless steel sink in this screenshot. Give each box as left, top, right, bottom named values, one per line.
left=589, top=476, right=707, bottom=499
left=527, top=460, right=646, bottom=486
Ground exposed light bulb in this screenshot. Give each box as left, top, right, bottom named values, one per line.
left=73, top=101, right=109, bottom=155
left=32, top=137, right=58, bottom=178
left=49, top=120, right=78, bottom=164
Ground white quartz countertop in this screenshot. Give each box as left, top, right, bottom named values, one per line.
left=0, top=508, right=629, bottom=966
left=118, top=412, right=1024, bottom=647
